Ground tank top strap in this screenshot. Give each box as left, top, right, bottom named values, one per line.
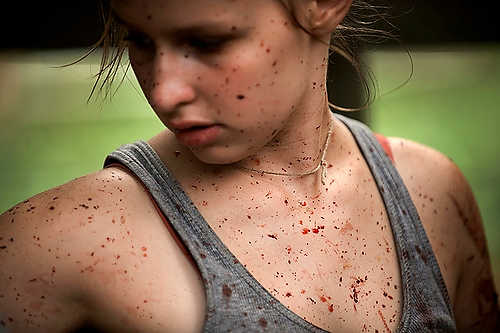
left=103, top=141, right=329, bottom=332
left=334, top=113, right=456, bottom=332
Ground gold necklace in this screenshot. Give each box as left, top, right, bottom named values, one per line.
left=237, top=112, right=334, bottom=185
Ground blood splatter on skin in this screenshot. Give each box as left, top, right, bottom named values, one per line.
left=378, top=309, right=391, bottom=333
left=475, top=275, right=498, bottom=318
left=340, top=221, right=354, bottom=235
left=448, top=193, right=487, bottom=256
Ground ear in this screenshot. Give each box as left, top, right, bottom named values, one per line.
left=285, top=0, right=353, bottom=37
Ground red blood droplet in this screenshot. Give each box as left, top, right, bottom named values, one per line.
left=302, top=228, right=310, bottom=234
left=222, top=284, right=232, bottom=298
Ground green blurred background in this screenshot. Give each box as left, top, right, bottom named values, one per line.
left=1, top=46, right=499, bottom=288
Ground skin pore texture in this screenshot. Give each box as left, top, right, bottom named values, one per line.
left=0, top=0, right=497, bottom=332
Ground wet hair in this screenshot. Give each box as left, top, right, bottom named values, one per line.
left=83, top=0, right=397, bottom=111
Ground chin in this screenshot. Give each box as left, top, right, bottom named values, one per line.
left=190, top=144, right=253, bottom=166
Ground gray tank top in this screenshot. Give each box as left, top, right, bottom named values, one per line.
left=103, top=114, right=456, bottom=332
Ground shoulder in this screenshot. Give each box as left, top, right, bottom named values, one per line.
left=386, top=136, right=498, bottom=331
left=0, top=166, right=159, bottom=331
left=386, top=137, right=484, bottom=256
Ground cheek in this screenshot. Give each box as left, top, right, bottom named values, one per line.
left=213, top=39, right=303, bottom=125
left=130, top=60, right=154, bottom=98
left=212, top=50, right=282, bottom=107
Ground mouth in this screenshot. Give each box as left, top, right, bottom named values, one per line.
left=170, top=120, right=214, bottom=131
left=174, top=125, right=212, bottom=133
left=173, top=124, right=221, bottom=147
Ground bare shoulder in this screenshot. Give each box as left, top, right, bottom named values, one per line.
left=387, top=137, right=498, bottom=331
left=0, top=167, right=156, bottom=332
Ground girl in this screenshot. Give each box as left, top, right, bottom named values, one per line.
left=0, top=0, right=497, bottom=332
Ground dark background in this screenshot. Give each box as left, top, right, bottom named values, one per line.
left=2, top=1, right=498, bottom=121
left=2, top=1, right=498, bottom=49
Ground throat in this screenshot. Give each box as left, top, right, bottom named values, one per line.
left=235, top=112, right=335, bottom=185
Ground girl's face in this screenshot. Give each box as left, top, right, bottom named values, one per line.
left=112, top=0, right=322, bottom=164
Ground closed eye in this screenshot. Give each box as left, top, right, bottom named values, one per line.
left=185, top=36, right=231, bottom=52
left=123, top=31, right=154, bottom=50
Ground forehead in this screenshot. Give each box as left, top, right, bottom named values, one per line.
left=111, top=0, right=285, bottom=29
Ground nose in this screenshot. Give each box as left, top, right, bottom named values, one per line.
left=146, top=51, right=196, bottom=115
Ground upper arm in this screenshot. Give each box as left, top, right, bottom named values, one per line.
left=387, top=137, right=498, bottom=331
left=0, top=168, right=138, bottom=332
left=0, top=189, right=88, bottom=332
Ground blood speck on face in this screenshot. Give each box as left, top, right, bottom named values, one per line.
left=302, top=228, right=310, bottom=234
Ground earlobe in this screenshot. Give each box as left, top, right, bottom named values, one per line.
left=286, top=0, right=352, bottom=37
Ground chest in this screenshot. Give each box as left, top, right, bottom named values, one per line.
left=183, top=175, right=404, bottom=332
left=84, top=171, right=404, bottom=333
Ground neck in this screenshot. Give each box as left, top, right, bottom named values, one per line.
left=235, top=93, right=333, bottom=180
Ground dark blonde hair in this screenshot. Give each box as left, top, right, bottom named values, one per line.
left=83, top=0, right=397, bottom=111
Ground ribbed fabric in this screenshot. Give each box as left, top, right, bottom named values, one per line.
left=103, top=114, right=456, bottom=332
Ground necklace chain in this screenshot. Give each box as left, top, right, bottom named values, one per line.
left=237, top=113, right=334, bottom=185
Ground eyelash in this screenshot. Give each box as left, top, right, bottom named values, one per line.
left=186, top=37, right=228, bottom=52
left=123, top=31, right=229, bottom=53
left=123, top=32, right=153, bottom=49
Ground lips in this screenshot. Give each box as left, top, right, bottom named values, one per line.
left=170, top=121, right=214, bottom=131
left=171, top=122, right=221, bottom=147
